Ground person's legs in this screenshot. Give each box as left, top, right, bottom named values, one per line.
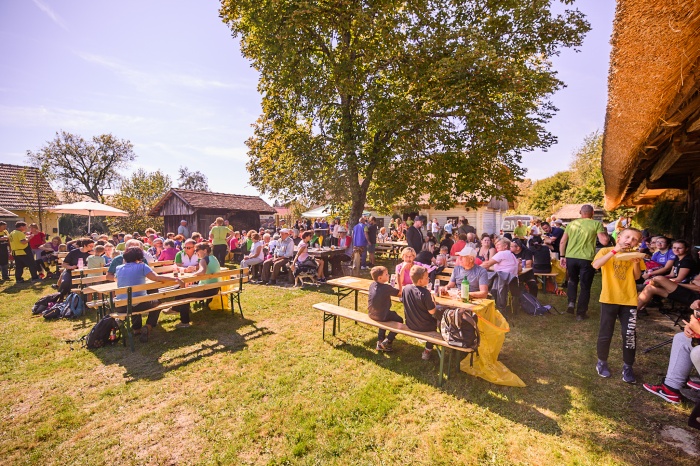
left=664, top=332, right=698, bottom=390
left=173, top=303, right=190, bottom=324
left=638, top=280, right=674, bottom=309
left=270, top=257, right=288, bottom=281
left=617, top=306, right=637, bottom=366
left=0, top=264, right=8, bottom=280
left=213, top=244, right=227, bottom=266
left=576, top=260, right=595, bottom=316
left=566, top=258, right=581, bottom=309
left=261, top=258, right=274, bottom=282
left=368, top=243, right=376, bottom=267
left=316, top=259, right=325, bottom=279
left=597, top=303, right=618, bottom=363
left=383, top=311, right=403, bottom=342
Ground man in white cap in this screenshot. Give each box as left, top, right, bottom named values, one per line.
left=178, top=219, right=190, bottom=239
left=444, top=246, right=489, bottom=299
left=262, top=228, right=295, bottom=285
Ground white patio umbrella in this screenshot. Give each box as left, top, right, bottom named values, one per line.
left=48, top=201, right=129, bottom=233
left=301, top=205, right=334, bottom=218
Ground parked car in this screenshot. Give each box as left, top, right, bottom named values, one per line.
left=501, top=215, right=535, bottom=235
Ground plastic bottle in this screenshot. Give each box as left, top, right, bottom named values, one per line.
left=390, top=274, right=396, bottom=287
left=461, top=276, right=470, bottom=303
left=521, top=259, right=526, bottom=270
left=77, top=258, right=84, bottom=270
left=434, top=279, right=440, bottom=297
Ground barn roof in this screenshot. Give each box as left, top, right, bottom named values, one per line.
left=602, top=1, right=700, bottom=209
left=0, top=163, right=58, bottom=211
left=150, top=189, right=275, bottom=216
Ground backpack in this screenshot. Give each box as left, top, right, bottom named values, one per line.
left=32, top=292, right=64, bottom=315
left=519, top=292, right=555, bottom=316
left=58, top=293, right=85, bottom=319
left=41, top=302, right=63, bottom=320
left=440, top=308, right=480, bottom=352
left=85, top=316, right=121, bottom=349
left=294, top=257, right=318, bottom=277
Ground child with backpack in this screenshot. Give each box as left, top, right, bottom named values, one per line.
left=368, top=266, right=402, bottom=352
left=401, top=265, right=438, bottom=360
left=591, top=228, right=645, bottom=383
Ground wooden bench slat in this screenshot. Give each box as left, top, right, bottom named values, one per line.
left=312, top=302, right=473, bottom=353
left=113, top=279, right=241, bottom=307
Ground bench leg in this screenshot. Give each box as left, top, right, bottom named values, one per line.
left=436, top=346, right=445, bottom=388
left=123, top=317, right=134, bottom=351
left=237, top=292, right=244, bottom=319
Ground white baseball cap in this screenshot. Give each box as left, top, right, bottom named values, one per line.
left=458, top=246, right=477, bottom=257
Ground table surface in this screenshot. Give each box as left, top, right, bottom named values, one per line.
left=381, top=241, right=409, bottom=247
left=326, top=276, right=494, bottom=311
left=83, top=272, right=195, bottom=295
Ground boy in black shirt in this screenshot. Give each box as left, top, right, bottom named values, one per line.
left=368, top=266, right=402, bottom=351
left=401, top=265, right=438, bottom=360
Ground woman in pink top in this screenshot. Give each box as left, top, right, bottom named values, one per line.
left=395, top=247, right=417, bottom=293
left=158, top=239, right=178, bottom=261
left=481, top=238, right=521, bottom=276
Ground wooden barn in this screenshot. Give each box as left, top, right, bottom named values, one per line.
left=601, top=1, right=700, bottom=244
left=149, top=189, right=276, bottom=235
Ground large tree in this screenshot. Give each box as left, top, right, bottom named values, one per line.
left=26, top=131, right=136, bottom=202
left=107, top=168, right=172, bottom=233
left=177, top=166, right=210, bottom=191
left=220, top=0, right=589, bottom=224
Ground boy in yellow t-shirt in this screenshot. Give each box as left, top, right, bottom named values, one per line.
left=592, top=228, right=645, bottom=383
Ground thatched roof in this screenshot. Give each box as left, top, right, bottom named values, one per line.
left=150, top=189, right=275, bottom=216
left=602, top=1, right=700, bottom=210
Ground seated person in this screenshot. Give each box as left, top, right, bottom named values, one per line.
left=103, top=242, right=117, bottom=265
left=642, top=237, right=676, bottom=280
left=510, top=239, right=540, bottom=296
left=368, top=266, right=401, bottom=352
left=327, top=227, right=353, bottom=274
left=240, top=232, right=265, bottom=278
left=106, top=239, right=153, bottom=281
left=291, top=230, right=325, bottom=282
left=147, top=237, right=164, bottom=259
left=86, top=244, right=107, bottom=277
left=481, top=238, right=521, bottom=277
left=638, top=274, right=700, bottom=311
left=444, top=246, right=489, bottom=299
left=643, top=299, right=700, bottom=403
left=475, top=234, right=496, bottom=264
left=169, top=242, right=221, bottom=329
left=175, top=239, right=199, bottom=272
left=261, top=228, right=295, bottom=285
left=528, top=235, right=553, bottom=274
left=158, top=239, right=178, bottom=261
left=395, top=247, right=417, bottom=293
left=114, top=247, right=183, bottom=342
left=377, top=227, right=389, bottom=243
left=439, top=233, right=454, bottom=256
left=450, top=233, right=468, bottom=258
left=401, top=265, right=438, bottom=360
left=666, top=240, right=696, bottom=284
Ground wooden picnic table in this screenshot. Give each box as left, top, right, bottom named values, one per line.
left=294, top=247, right=350, bottom=277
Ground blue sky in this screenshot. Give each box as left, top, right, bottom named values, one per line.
left=0, top=0, right=615, bottom=198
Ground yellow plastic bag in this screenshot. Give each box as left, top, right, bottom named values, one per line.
left=207, top=285, right=236, bottom=311
left=460, top=301, right=526, bottom=387
left=551, top=259, right=566, bottom=286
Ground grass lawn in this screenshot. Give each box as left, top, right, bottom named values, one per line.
left=0, top=262, right=697, bottom=465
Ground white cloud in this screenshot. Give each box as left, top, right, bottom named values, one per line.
left=0, top=105, right=148, bottom=130
left=31, top=0, right=68, bottom=31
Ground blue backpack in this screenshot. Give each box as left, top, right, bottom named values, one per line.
left=519, top=292, right=554, bottom=316
left=58, top=293, right=85, bottom=319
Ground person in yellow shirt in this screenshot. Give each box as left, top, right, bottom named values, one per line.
left=591, top=228, right=644, bottom=384
left=9, top=221, right=40, bottom=282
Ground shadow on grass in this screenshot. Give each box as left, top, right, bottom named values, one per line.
left=331, top=331, right=566, bottom=436
left=89, top=309, right=274, bottom=382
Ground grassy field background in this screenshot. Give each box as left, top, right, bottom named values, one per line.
left=0, top=263, right=697, bottom=465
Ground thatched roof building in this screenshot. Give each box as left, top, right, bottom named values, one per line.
left=601, top=0, right=700, bottom=242
left=553, top=204, right=604, bottom=222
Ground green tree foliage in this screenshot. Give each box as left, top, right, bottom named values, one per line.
left=516, top=131, right=606, bottom=218
left=26, top=131, right=136, bottom=202
left=220, top=0, right=590, bottom=224
left=108, top=169, right=172, bottom=233
left=177, top=166, right=209, bottom=191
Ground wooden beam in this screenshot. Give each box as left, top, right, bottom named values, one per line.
left=650, top=147, right=683, bottom=182
left=631, top=180, right=648, bottom=204
left=688, top=116, right=700, bottom=133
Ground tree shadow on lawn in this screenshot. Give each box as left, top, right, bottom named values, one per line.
left=89, top=309, right=274, bottom=382
left=331, top=332, right=567, bottom=436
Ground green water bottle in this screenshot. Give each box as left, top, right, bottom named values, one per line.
left=461, top=276, right=470, bottom=303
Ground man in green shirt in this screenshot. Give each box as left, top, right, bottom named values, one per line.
left=9, top=221, right=39, bottom=282
left=559, top=205, right=609, bottom=320
left=513, top=220, right=529, bottom=239
left=209, top=217, right=231, bottom=266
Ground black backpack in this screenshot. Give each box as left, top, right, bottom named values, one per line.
left=85, top=316, right=121, bottom=349
left=440, top=308, right=480, bottom=351
left=519, top=292, right=556, bottom=316
left=32, top=292, right=64, bottom=315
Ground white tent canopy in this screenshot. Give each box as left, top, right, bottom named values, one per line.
left=48, top=201, right=128, bottom=232
left=301, top=205, right=335, bottom=218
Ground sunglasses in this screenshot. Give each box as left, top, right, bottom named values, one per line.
left=185, top=246, right=194, bottom=250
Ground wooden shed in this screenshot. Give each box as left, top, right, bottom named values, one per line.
left=149, top=189, right=276, bottom=235
left=601, top=1, right=700, bottom=243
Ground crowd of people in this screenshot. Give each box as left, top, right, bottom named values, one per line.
left=2, top=207, right=699, bottom=418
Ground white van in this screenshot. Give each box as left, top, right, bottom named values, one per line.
left=501, top=215, right=535, bottom=234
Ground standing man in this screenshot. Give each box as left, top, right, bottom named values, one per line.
left=406, top=215, right=425, bottom=254
left=443, top=219, right=454, bottom=237
left=9, top=221, right=39, bottom=282
left=262, top=228, right=295, bottom=285
left=352, top=216, right=368, bottom=268
left=178, top=219, right=190, bottom=239
left=560, top=204, right=609, bottom=320
left=366, top=216, right=378, bottom=268
left=0, top=221, right=10, bottom=281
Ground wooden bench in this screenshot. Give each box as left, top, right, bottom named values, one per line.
left=375, top=243, right=399, bottom=262
left=313, top=302, right=474, bottom=387
left=89, top=268, right=249, bottom=350
left=534, top=272, right=558, bottom=293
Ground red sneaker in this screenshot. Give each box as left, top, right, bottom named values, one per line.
left=643, top=383, right=681, bottom=404
left=687, top=379, right=700, bottom=390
